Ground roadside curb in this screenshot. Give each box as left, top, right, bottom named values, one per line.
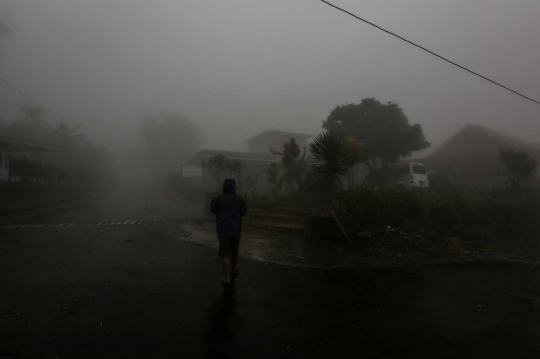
left=136, top=219, right=540, bottom=270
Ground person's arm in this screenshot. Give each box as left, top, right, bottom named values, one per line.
left=238, top=196, right=247, bottom=216
left=210, top=196, right=220, bottom=214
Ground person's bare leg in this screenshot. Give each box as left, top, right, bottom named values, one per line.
left=231, top=238, right=240, bottom=274
left=231, top=251, right=239, bottom=274
left=221, top=257, right=231, bottom=284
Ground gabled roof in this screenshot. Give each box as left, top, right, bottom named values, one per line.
left=244, top=130, right=314, bottom=144
left=189, top=149, right=277, bottom=164
left=428, top=124, right=540, bottom=159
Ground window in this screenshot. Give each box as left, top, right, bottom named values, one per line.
left=412, top=164, right=426, bottom=174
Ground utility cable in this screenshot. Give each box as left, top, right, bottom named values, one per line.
left=0, top=50, right=42, bottom=88
left=0, top=77, right=40, bottom=104
left=320, top=0, right=540, bottom=106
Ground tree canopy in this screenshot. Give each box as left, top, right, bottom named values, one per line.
left=269, top=138, right=309, bottom=192
left=322, top=98, right=430, bottom=176
left=0, top=21, right=10, bottom=38
left=1, top=106, right=112, bottom=178
left=200, top=153, right=243, bottom=191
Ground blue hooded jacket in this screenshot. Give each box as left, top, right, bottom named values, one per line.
left=210, top=178, right=247, bottom=238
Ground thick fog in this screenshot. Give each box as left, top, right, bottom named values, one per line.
left=1, top=0, right=540, bottom=155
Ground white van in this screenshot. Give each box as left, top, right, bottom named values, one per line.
left=391, top=162, right=429, bottom=188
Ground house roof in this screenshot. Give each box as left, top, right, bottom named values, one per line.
left=428, top=124, right=540, bottom=159
left=244, top=130, right=314, bottom=144
left=0, top=135, right=62, bottom=152
left=189, top=149, right=278, bottom=164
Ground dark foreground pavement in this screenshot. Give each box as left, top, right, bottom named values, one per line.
left=1, top=223, right=540, bottom=358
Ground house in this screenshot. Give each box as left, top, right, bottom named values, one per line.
left=184, top=149, right=278, bottom=193
left=0, top=135, right=63, bottom=183
left=401, top=124, right=540, bottom=189
left=185, top=130, right=313, bottom=194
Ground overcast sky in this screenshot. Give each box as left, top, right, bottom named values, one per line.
left=1, top=0, right=540, bottom=154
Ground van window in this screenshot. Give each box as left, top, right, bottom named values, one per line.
left=412, top=164, right=426, bottom=174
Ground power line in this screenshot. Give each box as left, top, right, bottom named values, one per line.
left=320, top=0, right=540, bottom=106
left=0, top=50, right=42, bottom=88
left=0, top=77, right=40, bottom=104
left=0, top=99, right=242, bottom=145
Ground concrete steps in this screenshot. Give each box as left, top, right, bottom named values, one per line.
left=244, top=201, right=333, bottom=236
left=249, top=212, right=304, bottom=224
left=259, top=206, right=306, bottom=216
left=245, top=204, right=324, bottom=236
left=246, top=219, right=304, bottom=236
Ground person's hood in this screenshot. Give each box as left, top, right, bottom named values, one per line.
left=223, top=178, right=236, bottom=194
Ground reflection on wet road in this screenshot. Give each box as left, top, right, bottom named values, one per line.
left=1, top=224, right=539, bottom=358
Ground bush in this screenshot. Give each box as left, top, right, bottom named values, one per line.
left=488, top=189, right=540, bottom=242
left=332, top=184, right=427, bottom=234
left=333, top=185, right=540, bottom=249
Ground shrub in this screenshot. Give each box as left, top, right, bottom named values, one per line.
left=488, top=189, right=540, bottom=242
left=332, top=184, right=427, bottom=234
left=333, top=185, right=540, bottom=249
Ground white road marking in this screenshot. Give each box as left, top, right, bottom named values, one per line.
left=2, top=219, right=142, bottom=229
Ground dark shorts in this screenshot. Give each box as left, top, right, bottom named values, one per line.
left=219, top=237, right=240, bottom=257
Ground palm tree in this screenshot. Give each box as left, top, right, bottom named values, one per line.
left=310, top=131, right=363, bottom=187
left=265, top=162, right=286, bottom=198
left=55, top=122, right=87, bottom=147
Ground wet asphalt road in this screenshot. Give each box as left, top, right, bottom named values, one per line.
left=1, top=195, right=540, bottom=358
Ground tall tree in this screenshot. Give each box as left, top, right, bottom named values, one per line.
left=269, top=138, right=309, bottom=192
left=0, top=22, right=9, bottom=38
left=323, top=98, right=430, bottom=179
left=0, top=21, right=10, bottom=75
left=265, top=162, right=286, bottom=198
left=200, top=154, right=243, bottom=191
left=54, top=122, right=86, bottom=148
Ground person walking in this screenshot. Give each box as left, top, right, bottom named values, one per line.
left=210, top=178, right=247, bottom=286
